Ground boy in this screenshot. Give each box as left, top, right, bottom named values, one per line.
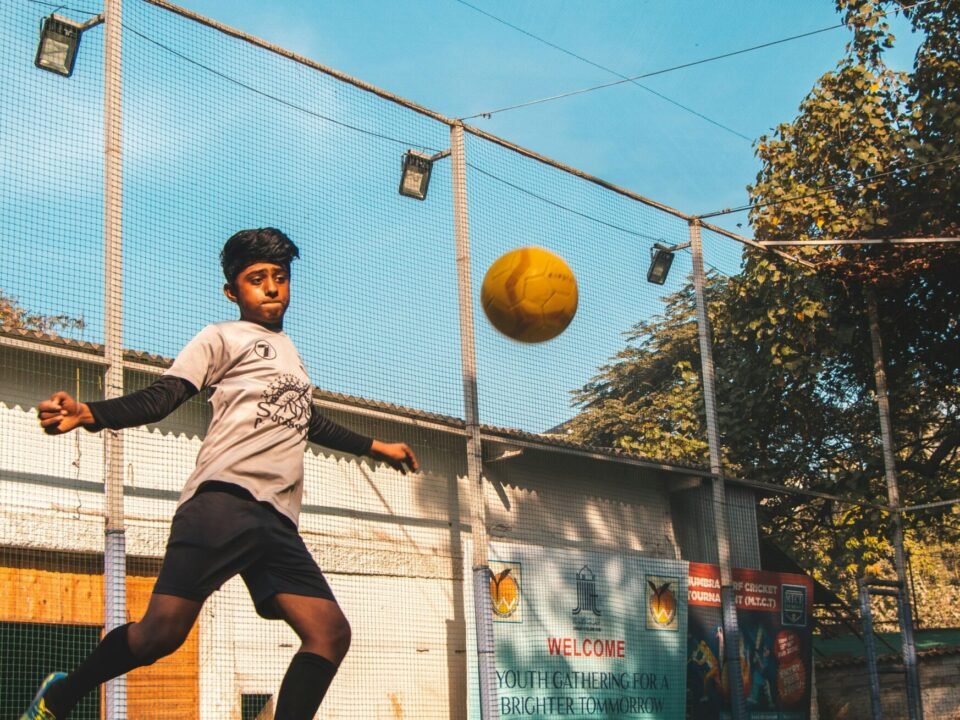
left=22, top=228, right=419, bottom=720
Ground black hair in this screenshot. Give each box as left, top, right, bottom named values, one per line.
left=220, top=228, right=300, bottom=285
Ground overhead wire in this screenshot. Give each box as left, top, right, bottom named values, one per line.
left=466, top=164, right=664, bottom=243
left=464, top=165, right=739, bottom=278
left=122, top=24, right=422, bottom=150
left=461, top=24, right=845, bottom=120
left=36, top=0, right=949, bottom=267
left=125, top=4, right=951, bottom=270
left=453, top=0, right=752, bottom=142
left=121, top=17, right=684, bottom=258
left=459, top=0, right=940, bottom=121
left=29, top=0, right=98, bottom=11
left=36, top=0, right=414, bottom=148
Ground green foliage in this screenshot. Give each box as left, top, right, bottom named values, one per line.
left=567, top=281, right=711, bottom=466
left=569, top=0, right=959, bottom=624
left=0, top=290, right=85, bottom=335
left=745, top=0, right=960, bottom=511
left=741, top=0, right=960, bottom=620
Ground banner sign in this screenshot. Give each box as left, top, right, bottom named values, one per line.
left=686, top=563, right=814, bottom=720
left=468, top=541, right=689, bottom=718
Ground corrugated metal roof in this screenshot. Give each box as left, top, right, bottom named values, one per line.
left=815, top=629, right=960, bottom=669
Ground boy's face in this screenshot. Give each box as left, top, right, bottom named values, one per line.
left=223, top=261, right=290, bottom=329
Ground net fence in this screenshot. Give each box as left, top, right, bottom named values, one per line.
left=1, top=1, right=957, bottom=719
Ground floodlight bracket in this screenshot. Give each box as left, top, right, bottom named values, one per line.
left=39, top=12, right=105, bottom=32
left=654, top=241, right=691, bottom=253
left=78, top=13, right=105, bottom=31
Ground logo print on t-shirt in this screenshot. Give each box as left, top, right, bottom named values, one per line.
left=253, top=340, right=277, bottom=360
left=254, top=374, right=311, bottom=434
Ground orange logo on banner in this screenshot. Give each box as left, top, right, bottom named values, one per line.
left=647, top=578, right=678, bottom=629
left=489, top=568, right=520, bottom=618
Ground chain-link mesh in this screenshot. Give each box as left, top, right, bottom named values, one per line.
left=2, top=2, right=957, bottom=719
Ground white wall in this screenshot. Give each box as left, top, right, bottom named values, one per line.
left=0, top=342, right=704, bottom=719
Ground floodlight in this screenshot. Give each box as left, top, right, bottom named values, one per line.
left=646, top=243, right=677, bottom=285
left=34, top=13, right=103, bottom=77
left=398, top=149, right=451, bottom=200
left=399, top=151, right=433, bottom=200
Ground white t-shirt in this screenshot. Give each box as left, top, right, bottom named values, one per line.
left=165, top=320, right=315, bottom=524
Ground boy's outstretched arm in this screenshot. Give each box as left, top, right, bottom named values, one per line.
left=37, top=376, right=198, bottom=435
left=368, top=440, right=419, bottom=475
left=307, top=407, right=420, bottom=474
left=38, top=391, right=96, bottom=434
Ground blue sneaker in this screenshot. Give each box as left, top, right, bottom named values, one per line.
left=20, top=672, right=67, bottom=720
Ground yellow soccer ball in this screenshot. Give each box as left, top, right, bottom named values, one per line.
left=480, top=247, right=578, bottom=343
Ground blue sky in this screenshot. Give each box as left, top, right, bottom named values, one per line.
left=178, top=0, right=921, bottom=232
left=3, top=1, right=923, bottom=433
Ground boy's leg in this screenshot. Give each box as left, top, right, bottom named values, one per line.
left=39, top=594, right=201, bottom=718
left=271, top=594, right=351, bottom=720
left=25, top=485, right=249, bottom=718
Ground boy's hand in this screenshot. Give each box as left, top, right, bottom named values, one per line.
left=38, top=391, right=95, bottom=435
left=369, top=440, right=419, bottom=474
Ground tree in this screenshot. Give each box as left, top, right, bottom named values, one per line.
left=745, top=0, right=960, bottom=619
left=745, top=0, right=959, bottom=535
left=0, top=290, right=85, bottom=334
left=567, top=279, right=711, bottom=467
left=568, top=0, right=960, bottom=622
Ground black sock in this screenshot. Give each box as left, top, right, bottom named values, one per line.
left=45, top=623, right=144, bottom=718
left=274, top=652, right=338, bottom=720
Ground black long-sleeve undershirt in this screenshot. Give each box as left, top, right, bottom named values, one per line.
left=85, top=375, right=373, bottom=457
left=307, top=407, right=372, bottom=457
left=86, top=375, right=197, bottom=430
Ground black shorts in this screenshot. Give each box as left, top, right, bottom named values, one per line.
left=153, top=481, right=335, bottom=619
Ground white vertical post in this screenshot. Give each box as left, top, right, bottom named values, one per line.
left=103, top=0, right=126, bottom=717
left=450, top=121, right=498, bottom=720
left=689, top=219, right=747, bottom=719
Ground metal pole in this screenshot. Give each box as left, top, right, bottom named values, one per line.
left=858, top=578, right=885, bottom=720
left=689, top=219, right=748, bottom=719
left=103, top=1, right=126, bottom=718
left=451, top=121, right=498, bottom=720
left=865, top=289, right=923, bottom=720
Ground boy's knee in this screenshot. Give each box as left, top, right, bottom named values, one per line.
left=341, top=617, right=352, bottom=649
left=130, top=619, right=191, bottom=663
left=330, top=614, right=351, bottom=659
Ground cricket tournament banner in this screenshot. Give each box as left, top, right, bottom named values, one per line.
left=686, top=563, right=814, bottom=720
left=467, top=541, right=688, bottom=719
